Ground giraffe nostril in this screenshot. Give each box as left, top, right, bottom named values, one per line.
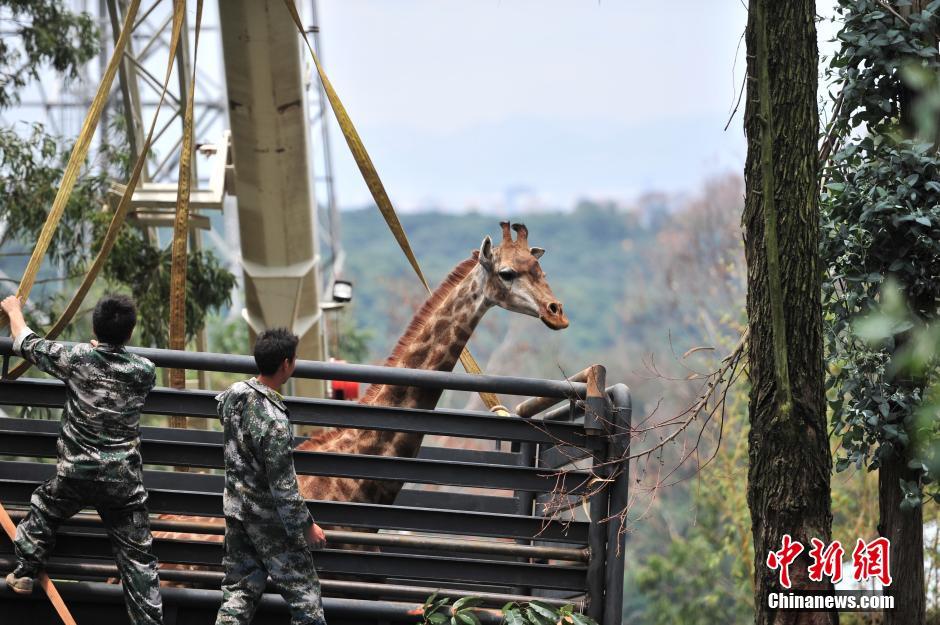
left=548, top=302, right=560, bottom=315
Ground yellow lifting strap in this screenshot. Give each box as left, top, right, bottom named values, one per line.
left=6, top=0, right=187, bottom=380
left=0, top=501, right=77, bottom=625
left=283, top=0, right=505, bottom=413
left=0, top=0, right=142, bottom=331
left=167, top=0, right=204, bottom=392
left=0, top=6, right=146, bottom=623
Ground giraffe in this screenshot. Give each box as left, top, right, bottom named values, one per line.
left=155, top=222, right=567, bottom=545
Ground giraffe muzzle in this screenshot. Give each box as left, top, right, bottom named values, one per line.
left=541, top=301, right=569, bottom=330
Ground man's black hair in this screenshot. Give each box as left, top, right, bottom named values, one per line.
left=92, top=294, right=138, bottom=345
left=254, top=328, right=299, bottom=375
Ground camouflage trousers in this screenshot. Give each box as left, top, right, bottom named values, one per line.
left=13, top=475, right=163, bottom=625
left=216, top=517, right=326, bottom=625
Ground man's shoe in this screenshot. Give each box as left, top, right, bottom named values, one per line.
left=5, top=571, right=34, bottom=595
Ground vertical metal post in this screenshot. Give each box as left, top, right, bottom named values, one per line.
left=604, top=384, right=631, bottom=625
left=516, top=442, right=536, bottom=518
left=511, top=439, right=537, bottom=596
left=584, top=365, right=610, bottom=623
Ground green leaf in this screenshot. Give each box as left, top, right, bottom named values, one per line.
left=569, top=613, right=600, bottom=625
left=503, top=608, right=527, bottom=625
left=527, top=602, right=559, bottom=622
left=453, top=597, right=485, bottom=612
left=525, top=608, right=553, bottom=625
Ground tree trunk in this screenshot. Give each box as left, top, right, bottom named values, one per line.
left=879, top=3, right=930, bottom=622
left=879, top=447, right=925, bottom=625
left=743, top=2, right=835, bottom=625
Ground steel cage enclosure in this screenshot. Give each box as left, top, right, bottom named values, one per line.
left=0, top=339, right=630, bottom=625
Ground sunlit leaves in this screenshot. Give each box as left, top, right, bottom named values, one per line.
left=822, top=0, right=940, bottom=505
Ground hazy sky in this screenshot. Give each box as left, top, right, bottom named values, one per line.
left=312, top=1, right=839, bottom=212
left=4, top=1, right=839, bottom=214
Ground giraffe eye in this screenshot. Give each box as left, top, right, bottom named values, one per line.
left=498, top=268, right=517, bottom=281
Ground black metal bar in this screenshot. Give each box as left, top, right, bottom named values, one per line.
left=539, top=445, right=592, bottom=470
left=513, top=440, right=537, bottom=596
left=0, top=337, right=588, bottom=399
left=4, top=509, right=589, bottom=562
left=0, top=530, right=587, bottom=590
left=0, top=421, right=592, bottom=494
left=0, top=576, right=507, bottom=624
left=0, top=555, right=583, bottom=609
left=584, top=365, right=610, bottom=623
left=515, top=442, right=537, bottom=516
left=603, top=384, right=631, bottom=625
left=514, top=367, right=591, bottom=418
left=416, top=446, right=520, bottom=466
left=543, top=399, right=583, bottom=423
left=0, top=378, right=586, bottom=445
left=393, top=489, right=518, bottom=514
left=0, top=462, right=590, bottom=543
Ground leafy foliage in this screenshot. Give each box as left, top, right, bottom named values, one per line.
left=500, top=601, right=596, bottom=625
left=103, top=227, right=235, bottom=348
left=0, top=123, right=236, bottom=348
left=0, top=124, right=106, bottom=273
left=421, top=593, right=485, bottom=625
left=822, top=0, right=940, bottom=504
left=419, top=593, right=597, bottom=625
left=0, top=0, right=98, bottom=109
left=0, top=4, right=236, bottom=350
left=327, top=308, right=373, bottom=363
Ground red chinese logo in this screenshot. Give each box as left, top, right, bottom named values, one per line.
left=766, top=534, right=804, bottom=589
left=852, top=537, right=892, bottom=586
left=807, top=538, right=845, bottom=584
left=767, top=536, right=892, bottom=588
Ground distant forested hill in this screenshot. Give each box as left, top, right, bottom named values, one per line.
left=334, top=175, right=745, bottom=395
left=340, top=202, right=651, bottom=356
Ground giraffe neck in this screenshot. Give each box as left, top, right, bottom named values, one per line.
left=374, top=262, right=490, bottom=411
left=297, top=261, right=491, bottom=464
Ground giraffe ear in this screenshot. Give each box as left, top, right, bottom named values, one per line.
left=530, top=247, right=545, bottom=259
left=479, top=236, right=494, bottom=270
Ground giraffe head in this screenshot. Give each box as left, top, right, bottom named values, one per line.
left=477, top=221, right=568, bottom=330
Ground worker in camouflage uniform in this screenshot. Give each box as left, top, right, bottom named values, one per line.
left=215, top=327, right=328, bottom=625
left=1, top=293, right=163, bottom=625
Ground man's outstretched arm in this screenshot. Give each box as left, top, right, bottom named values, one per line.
left=2, top=295, right=73, bottom=381
left=1, top=295, right=28, bottom=341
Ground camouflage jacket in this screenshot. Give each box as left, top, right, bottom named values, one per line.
left=13, top=328, right=156, bottom=483
left=216, top=379, right=313, bottom=550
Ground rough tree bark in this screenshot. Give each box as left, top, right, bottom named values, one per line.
left=877, top=4, right=931, bottom=623
left=743, top=2, right=835, bottom=625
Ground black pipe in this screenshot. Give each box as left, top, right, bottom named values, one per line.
left=603, top=384, right=631, bottom=625
left=1, top=466, right=591, bottom=545
left=0, top=378, right=587, bottom=446
left=0, top=337, right=587, bottom=399
left=513, top=440, right=537, bottom=596
left=0, top=556, right=583, bottom=609
left=584, top=366, right=610, bottom=623
left=3, top=509, right=589, bottom=562
left=0, top=575, right=506, bottom=624
left=0, top=422, right=593, bottom=495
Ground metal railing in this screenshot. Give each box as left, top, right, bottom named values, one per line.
left=0, top=338, right=630, bottom=625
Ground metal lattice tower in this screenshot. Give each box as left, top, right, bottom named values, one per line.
left=7, top=0, right=345, bottom=397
